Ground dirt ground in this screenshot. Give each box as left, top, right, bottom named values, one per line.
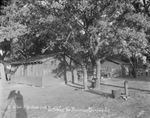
left=0, top=77, right=150, bottom=118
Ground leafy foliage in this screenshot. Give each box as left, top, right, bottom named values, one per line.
left=1, top=0, right=150, bottom=79
left=0, top=3, right=29, bottom=42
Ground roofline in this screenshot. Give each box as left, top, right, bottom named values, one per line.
left=11, top=52, right=64, bottom=65
left=106, top=59, right=130, bottom=65
left=107, top=59, right=120, bottom=65
left=64, top=53, right=81, bottom=65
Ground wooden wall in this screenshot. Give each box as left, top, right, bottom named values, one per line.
left=11, top=63, right=44, bottom=86
left=13, top=64, right=43, bottom=77
left=42, top=59, right=63, bottom=86
left=10, top=55, right=79, bottom=86
left=11, top=75, right=42, bottom=86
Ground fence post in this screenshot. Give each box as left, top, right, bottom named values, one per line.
left=124, top=80, right=129, bottom=96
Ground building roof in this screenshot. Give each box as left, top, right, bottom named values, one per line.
left=0, top=60, right=11, bottom=64
left=108, top=59, right=130, bottom=65
left=11, top=52, right=64, bottom=65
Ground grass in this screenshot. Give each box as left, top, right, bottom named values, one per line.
left=1, top=77, right=150, bottom=118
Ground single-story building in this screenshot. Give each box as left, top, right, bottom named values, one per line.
left=86, top=59, right=131, bottom=79
left=101, top=59, right=132, bottom=78
left=10, top=52, right=79, bottom=87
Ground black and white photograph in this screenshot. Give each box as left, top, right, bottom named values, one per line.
left=0, top=0, right=150, bottom=118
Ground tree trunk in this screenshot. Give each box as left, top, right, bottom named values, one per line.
left=132, top=67, right=137, bottom=78
left=73, top=69, right=78, bottom=83
left=71, top=67, right=75, bottom=84
left=0, top=63, right=7, bottom=85
left=69, top=59, right=75, bottom=84
left=133, top=60, right=137, bottom=78
left=95, top=59, right=101, bottom=89
left=63, top=54, right=67, bottom=84
left=129, top=57, right=138, bottom=78
left=82, top=63, right=88, bottom=90
left=91, top=61, right=96, bottom=77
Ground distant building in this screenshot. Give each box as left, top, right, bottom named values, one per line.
left=86, top=59, right=131, bottom=79
left=101, top=60, right=131, bottom=78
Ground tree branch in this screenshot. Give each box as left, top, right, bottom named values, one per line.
left=93, top=40, right=105, bottom=55
left=14, top=47, right=27, bottom=59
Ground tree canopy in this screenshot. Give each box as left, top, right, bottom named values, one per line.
left=1, top=0, right=150, bottom=87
